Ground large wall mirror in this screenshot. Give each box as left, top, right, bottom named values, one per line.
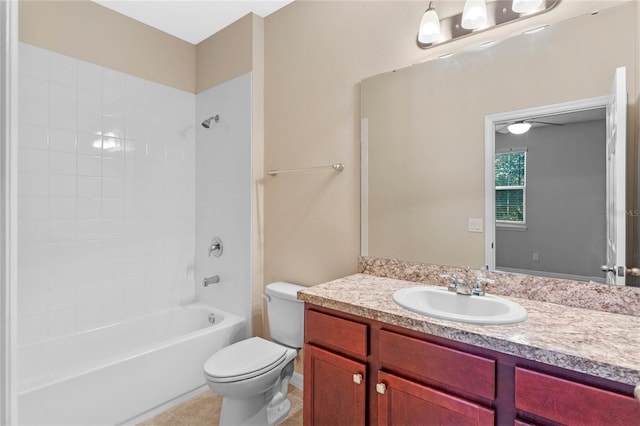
left=361, top=2, right=638, bottom=285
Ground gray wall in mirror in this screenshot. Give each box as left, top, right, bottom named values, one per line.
left=361, top=3, right=637, bottom=278
left=495, top=119, right=606, bottom=281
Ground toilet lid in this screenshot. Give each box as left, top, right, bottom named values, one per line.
left=204, top=337, right=288, bottom=382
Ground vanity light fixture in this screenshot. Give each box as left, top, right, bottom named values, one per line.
left=507, top=121, right=532, bottom=134
left=418, top=2, right=441, bottom=44
left=416, top=0, right=560, bottom=49
left=461, top=0, right=488, bottom=30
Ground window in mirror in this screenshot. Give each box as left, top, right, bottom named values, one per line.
left=495, top=150, right=526, bottom=228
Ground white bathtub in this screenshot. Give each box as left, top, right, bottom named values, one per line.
left=17, top=303, right=247, bottom=426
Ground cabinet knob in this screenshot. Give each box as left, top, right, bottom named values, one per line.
left=634, top=384, right=640, bottom=403
left=376, top=383, right=387, bottom=394
left=353, top=373, right=363, bottom=385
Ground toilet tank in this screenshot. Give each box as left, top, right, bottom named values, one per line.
left=265, top=282, right=306, bottom=348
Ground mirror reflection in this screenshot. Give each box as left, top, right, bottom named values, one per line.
left=361, top=3, right=637, bottom=285
left=493, top=108, right=607, bottom=282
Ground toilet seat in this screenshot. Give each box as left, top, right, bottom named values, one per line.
left=204, top=337, right=289, bottom=383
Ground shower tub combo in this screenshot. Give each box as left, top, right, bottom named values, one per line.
left=17, top=303, right=246, bottom=425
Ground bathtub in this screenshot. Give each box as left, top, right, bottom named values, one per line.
left=17, top=303, right=247, bottom=426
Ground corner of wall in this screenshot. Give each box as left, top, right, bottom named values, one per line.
left=195, top=13, right=254, bottom=94
left=250, top=13, right=267, bottom=339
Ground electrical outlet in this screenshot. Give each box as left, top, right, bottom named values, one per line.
left=532, top=252, right=539, bottom=261
left=468, top=218, right=483, bottom=233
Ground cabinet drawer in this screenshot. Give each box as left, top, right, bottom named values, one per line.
left=515, top=367, right=640, bottom=425
left=378, top=330, right=495, bottom=400
left=305, top=310, right=368, bottom=359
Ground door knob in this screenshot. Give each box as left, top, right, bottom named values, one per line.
left=376, top=383, right=387, bottom=394
left=627, top=267, right=640, bottom=277
left=353, top=373, right=363, bottom=385
left=601, top=265, right=640, bottom=276
left=600, top=265, right=615, bottom=273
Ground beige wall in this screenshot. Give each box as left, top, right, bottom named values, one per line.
left=262, top=0, right=633, bottom=288
left=196, top=14, right=254, bottom=93
left=19, top=0, right=196, bottom=93
left=250, top=15, right=267, bottom=338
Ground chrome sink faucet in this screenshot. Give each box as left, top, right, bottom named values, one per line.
left=441, top=275, right=472, bottom=295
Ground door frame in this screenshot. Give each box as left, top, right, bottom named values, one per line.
left=1, top=0, right=19, bottom=423
left=484, top=96, right=610, bottom=273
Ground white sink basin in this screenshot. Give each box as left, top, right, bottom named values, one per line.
left=392, top=286, right=527, bottom=325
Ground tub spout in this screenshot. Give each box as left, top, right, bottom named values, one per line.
left=203, top=275, right=220, bottom=287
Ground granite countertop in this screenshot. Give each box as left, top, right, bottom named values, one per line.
left=298, top=273, right=640, bottom=387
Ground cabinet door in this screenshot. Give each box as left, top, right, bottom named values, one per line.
left=377, top=371, right=495, bottom=426
left=304, top=344, right=366, bottom=426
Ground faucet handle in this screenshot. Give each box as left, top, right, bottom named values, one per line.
left=208, top=237, right=223, bottom=257
left=439, top=274, right=459, bottom=292
left=472, top=278, right=494, bottom=296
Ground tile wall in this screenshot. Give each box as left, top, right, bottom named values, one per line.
left=195, top=73, right=252, bottom=325
left=17, top=43, right=196, bottom=342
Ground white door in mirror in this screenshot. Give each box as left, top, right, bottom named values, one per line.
left=604, top=66, right=627, bottom=285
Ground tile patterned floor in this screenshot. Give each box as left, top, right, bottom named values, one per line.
left=138, top=385, right=303, bottom=426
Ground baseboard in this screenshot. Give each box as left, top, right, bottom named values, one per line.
left=291, top=372, right=303, bottom=389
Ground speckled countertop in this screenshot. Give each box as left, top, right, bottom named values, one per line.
left=298, top=273, right=640, bottom=387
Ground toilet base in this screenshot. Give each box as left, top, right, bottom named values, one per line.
left=219, top=394, right=291, bottom=426
left=267, top=396, right=291, bottom=425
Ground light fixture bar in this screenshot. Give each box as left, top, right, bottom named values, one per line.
left=417, top=0, right=560, bottom=49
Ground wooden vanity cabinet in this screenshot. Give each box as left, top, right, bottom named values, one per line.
left=304, top=305, right=496, bottom=425
left=303, top=304, right=640, bottom=426
left=303, top=310, right=368, bottom=426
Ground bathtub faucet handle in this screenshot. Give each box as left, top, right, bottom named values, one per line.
left=208, top=237, right=223, bottom=257
left=203, top=275, right=220, bottom=287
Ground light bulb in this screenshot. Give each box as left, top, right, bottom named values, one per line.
left=507, top=122, right=532, bottom=134
left=418, top=3, right=441, bottom=44
left=461, top=0, right=488, bottom=30
left=512, top=0, right=544, bottom=14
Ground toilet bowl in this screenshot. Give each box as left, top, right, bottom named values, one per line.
left=203, top=282, right=305, bottom=426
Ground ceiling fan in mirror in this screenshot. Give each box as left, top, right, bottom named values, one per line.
left=496, top=119, right=564, bottom=134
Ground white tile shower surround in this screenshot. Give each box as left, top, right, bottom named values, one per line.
left=195, top=74, right=252, bottom=323
left=17, top=43, right=197, bottom=342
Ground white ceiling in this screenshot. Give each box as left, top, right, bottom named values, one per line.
left=91, top=0, right=294, bottom=45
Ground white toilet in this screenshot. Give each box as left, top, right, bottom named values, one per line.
left=203, top=282, right=306, bottom=426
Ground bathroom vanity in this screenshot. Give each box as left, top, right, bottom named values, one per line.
left=299, top=274, right=640, bottom=426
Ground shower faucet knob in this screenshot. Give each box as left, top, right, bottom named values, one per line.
left=208, top=237, right=223, bottom=257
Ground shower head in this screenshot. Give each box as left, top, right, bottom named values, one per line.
left=201, top=115, right=219, bottom=128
